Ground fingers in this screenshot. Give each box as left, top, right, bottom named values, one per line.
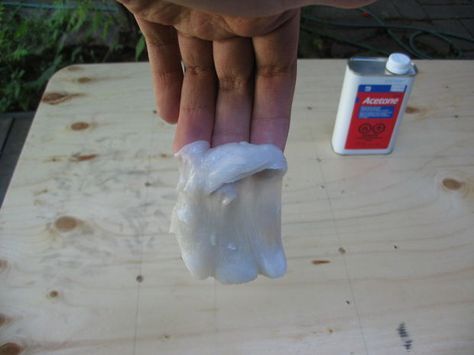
left=212, top=37, right=254, bottom=146
left=250, top=10, right=300, bottom=150
left=173, top=34, right=216, bottom=152
left=135, top=7, right=300, bottom=151
left=135, top=17, right=183, bottom=123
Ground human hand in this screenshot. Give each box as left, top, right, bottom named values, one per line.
left=118, top=0, right=375, bottom=151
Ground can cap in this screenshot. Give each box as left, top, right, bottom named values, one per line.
left=386, top=53, right=412, bottom=74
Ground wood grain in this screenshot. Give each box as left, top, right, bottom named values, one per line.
left=0, top=60, right=473, bottom=354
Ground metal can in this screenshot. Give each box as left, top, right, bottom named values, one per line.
left=331, top=53, right=417, bottom=155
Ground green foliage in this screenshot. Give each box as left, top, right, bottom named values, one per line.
left=0, top=1, right=133, bottom=113
left=135, top=35, right=146, bottom=62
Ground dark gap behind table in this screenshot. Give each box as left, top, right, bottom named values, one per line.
left=0, top=112, right=34, bottom=208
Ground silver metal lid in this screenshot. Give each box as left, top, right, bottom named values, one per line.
left=348, top=55, right=417, bottom=77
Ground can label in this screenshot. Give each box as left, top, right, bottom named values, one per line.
left=345, top=84, right=406, bottom=149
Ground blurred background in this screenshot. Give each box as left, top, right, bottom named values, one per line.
left=1, top=0, right=474, bottom=114
left=1, top=0, right=474, bottom=203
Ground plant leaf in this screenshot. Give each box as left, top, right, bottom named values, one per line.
left=135, top=35, right=145, bottom=61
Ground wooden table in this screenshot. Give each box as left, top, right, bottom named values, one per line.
left=1, top=60, right=473, bottom=354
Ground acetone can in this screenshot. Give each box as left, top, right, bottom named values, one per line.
left=331, top=53, right=417, bottom=155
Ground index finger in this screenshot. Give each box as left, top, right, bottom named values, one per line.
left=173, top=34, right=216, bottom=152
left=250, top=10, right=300, bottom=150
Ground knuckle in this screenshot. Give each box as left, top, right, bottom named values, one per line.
left=145, top=33, right=176, bottom=48
left=217, top=74, right=251, bottom=92
left=184, top=65, right=215, bottom=77
left=156, top=69, right=183, bottom=83
left=256, top=62, right=296, bottom=78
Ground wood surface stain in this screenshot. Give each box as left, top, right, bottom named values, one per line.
left=46, top=156, right=62, bottom=162
left=405, top=106, right=419, bottom=114
left=0, top=314, right=10, bottom=327
left=48, top=290, right=59, bottom=299
left=404, top=105, right=430, bottom=121
left=312, top=260, right=330, bottom=265
left=70, top=153, right=97, bottom=162
left=338, top=247, right=346, bottom=255
left=0, top=342, right=23, bottom=355
left=442, top=178, right=464, bottom=191
left=33, top=188, right=48, bottom=196
left=77, top=77, right=93, bottom=84
left=47, top=153, right=98, bottom=162
left=0, top=259, right=8, bottom=272
left=70, top=122, right=90, bottom=131
left=42, top=92, right=83, bottom=105
left=397, top=322, right=413, bottom=351
left=54, top=216, right=78, bottom=232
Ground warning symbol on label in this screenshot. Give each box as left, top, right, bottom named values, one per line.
left=358, top=122, right=386, bottom=139
left=373, top=123, right=386, bottom=134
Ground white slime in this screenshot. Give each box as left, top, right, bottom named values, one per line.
left=170, top=141, right=287, bottom=284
